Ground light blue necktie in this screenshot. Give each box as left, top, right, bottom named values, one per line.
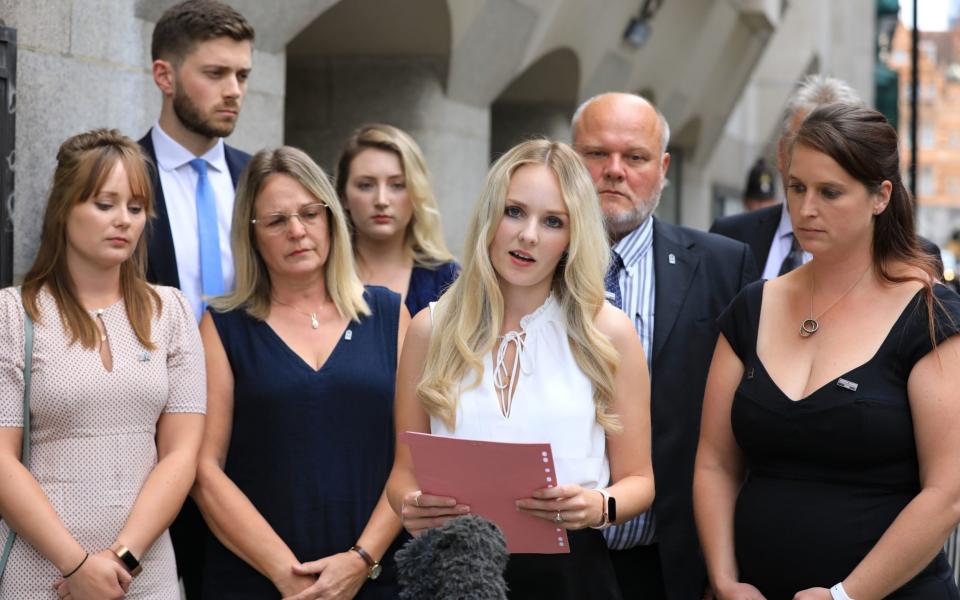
left=189, top=158, right=225, bottom=302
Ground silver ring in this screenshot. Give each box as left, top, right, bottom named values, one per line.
left=414, top=491, right=422, bottom=507
left=554, top=511, right=563, bottom=523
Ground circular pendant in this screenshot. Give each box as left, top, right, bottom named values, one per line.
left=799, top=318, right=819, bottom=337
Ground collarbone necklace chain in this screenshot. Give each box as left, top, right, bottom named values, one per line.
left=799, top=266, right=872, bottom=338
left=272, top=296, right=321, bottom=329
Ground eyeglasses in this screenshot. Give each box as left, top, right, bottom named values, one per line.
left=251, top=202, right=327, bottom=235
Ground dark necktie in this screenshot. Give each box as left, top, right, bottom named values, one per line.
left=779, top=233, right=803, bottom=275
left=604, top=252, right=624, bottom=309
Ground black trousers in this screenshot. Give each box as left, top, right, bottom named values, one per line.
left=608, top=543, right=667, bottom=600
left=171, top=498, right=207, bottom=599
left=505, top=529, right=622, bottom=599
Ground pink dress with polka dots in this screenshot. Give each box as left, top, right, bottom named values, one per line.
left=0, top=285, right=206, bottom=599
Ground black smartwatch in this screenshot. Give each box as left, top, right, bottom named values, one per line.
left=591, top=489, right=617, bottom=529
left=350, top=545, right=382, bottom=580
left=110, top=543, right=142, bottom=577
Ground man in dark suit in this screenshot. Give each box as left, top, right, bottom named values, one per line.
left=140, top=0, right=254, bottom=319
left=710, top=75, right=943, bottom=279
left=573, top=93, right=758, bottom=600
left=710, top=198, right=783, bottom=275
left=710, top=76, right=863, bottom=278
left=139, top=2, right=254, bottom=596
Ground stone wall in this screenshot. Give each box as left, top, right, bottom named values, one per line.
left=0, top=0, right=284, bottom=280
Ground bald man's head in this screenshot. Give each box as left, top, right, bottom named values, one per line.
left=572, top=93, right=670, bottom=155
left=571, top=93, right=671, bottom=242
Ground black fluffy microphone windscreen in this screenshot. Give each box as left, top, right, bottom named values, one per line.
left=395, top=515, right=509, bottom=599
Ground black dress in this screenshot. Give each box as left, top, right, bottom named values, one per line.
left=200, top=287, right=404, bottom=599
left=717, top=280, right=960, bottom=600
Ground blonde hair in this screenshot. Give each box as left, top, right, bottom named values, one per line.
left=418, top=140, right=621, bottom=432
left=334, top=123, right=454, bottom=268
left=22, top=128, right=160, bottom=349
left=211, top=146, right=370, bottom=321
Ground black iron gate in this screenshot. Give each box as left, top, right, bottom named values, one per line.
left=0, top=25, right=15, bottom=287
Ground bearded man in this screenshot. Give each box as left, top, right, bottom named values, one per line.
left=139, top=0, right=254, bottom=322
left=572, top=93, right=758, bottom=600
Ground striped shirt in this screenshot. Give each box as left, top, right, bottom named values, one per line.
left=603, top=216, right=657, bottom=550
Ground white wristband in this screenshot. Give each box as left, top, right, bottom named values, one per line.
left=830, top=583, right=854, bottom=600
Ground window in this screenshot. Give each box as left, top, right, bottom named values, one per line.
left=948, top=176, right=960, bottom=197
left=920, top=166, right=936, bottom=196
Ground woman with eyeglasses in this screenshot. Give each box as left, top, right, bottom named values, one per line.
left=191, top=147, right=408, bottom=599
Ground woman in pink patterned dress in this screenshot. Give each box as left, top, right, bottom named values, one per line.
left=0, top=129, right=206, bottom=599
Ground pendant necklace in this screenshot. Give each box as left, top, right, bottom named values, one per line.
left=272, top=297, right=320, bottom=329
left=800, top=266, right=872, bottom=338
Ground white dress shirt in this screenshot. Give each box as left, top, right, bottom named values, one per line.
left=761, top=204, right=812, bottom=280
left=429, top=295, right=610, bottom=493
left=151, top=124, right=237, bottom=321
left=605, top=216, right=656, bottom=548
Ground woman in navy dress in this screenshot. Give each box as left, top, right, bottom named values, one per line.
left=335, top=124, right=459, bottom=316
left=193, top=147, right=408, bottom=599
left=694, top=105, right=960, bottom=600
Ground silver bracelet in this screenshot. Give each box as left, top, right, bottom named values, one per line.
left=830, top=583, right=854, bottom=600
left=590, top=488, right=612, bottom=530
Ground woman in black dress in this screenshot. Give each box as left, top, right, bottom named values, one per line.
left=335, top=124, right=459, bottom=317
left=694, top=104, right=960, bottom=600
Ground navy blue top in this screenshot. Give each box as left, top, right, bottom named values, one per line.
left=718, top=281, right=960, bottom=599
left=405, top=261, right=459, bottom=317
left=201, top=286, right=403, bottom=599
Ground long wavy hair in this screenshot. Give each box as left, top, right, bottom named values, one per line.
left=789, top=104, right=942, bottom=340
left=334, top=123, right=454, bottom=268
left=418, top=139, right=621, bottom=432
left=211, top=146, right=370, bottom=321
left=22, top=128, right=160, bottom=349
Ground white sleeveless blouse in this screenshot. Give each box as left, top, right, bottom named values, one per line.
left=429, top=295, right=610, bottom=490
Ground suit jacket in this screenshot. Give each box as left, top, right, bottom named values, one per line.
left=709, top=203, right=782, bottom=275
left=138, top=129, right=251, bottom=288
left=649, top=219, right=758, bottom=600
left=710, top=203, right=945, bottom=278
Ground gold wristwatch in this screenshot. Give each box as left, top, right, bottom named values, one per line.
left=350, top=545, right=382, bottom=580
left=110, top=543, right=143, bottom=577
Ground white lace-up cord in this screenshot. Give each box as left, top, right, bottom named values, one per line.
left=493, top=330, right=533, bottom=418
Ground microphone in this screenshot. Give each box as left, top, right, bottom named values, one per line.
left=395, top=515, right=509, bottom=599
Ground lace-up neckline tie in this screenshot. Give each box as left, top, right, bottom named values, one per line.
left=493, top=330, right=533, bottom=418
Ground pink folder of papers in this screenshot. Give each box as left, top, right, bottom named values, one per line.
left=401, top=431, right=570, bottom=554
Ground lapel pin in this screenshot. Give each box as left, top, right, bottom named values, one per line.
left=137, top=351, right=151, bottom=362
left=668, top=253, right=676, bottom=264
left=836, top=378, right=858, bottom=392
left=344, top=330, right=353, bottom=341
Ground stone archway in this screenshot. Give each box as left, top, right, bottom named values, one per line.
left=283, top=0, right=452, bottom=174
left=489, top=48, right=580, bottom=162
